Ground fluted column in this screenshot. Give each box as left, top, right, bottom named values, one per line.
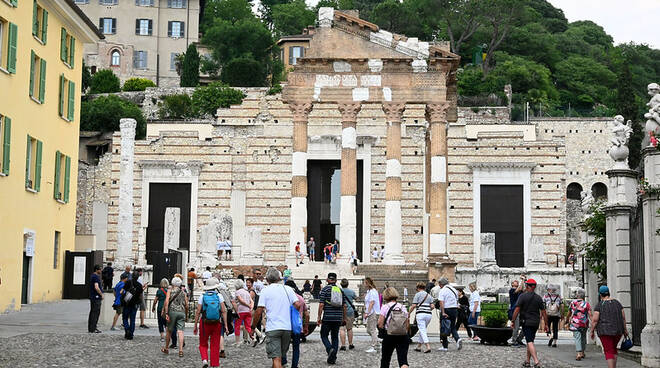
left=338, top=102, right=361, bottom=258
left=289, top=101, right=313, bottom=258
left=426, top=103, right=450, bottom=259
left=383, top=103, right=406, bottom=264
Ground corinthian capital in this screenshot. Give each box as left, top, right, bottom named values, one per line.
left=338, top=102, right=362, bottom=122
left=288, top=101, right=313, bottom=122
left=425, top=102, right=451, bottom=122
left=382, top=103, right=406, bottom=123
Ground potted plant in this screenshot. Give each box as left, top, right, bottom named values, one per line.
left=469, top=308, right=513, bottom=345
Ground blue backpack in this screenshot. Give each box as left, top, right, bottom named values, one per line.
left=202, top=291, right=221, bottom=323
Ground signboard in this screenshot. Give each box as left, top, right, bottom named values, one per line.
left=25, top=236, right=35, bottom=257
left=73, top=256, right=86, bottom=285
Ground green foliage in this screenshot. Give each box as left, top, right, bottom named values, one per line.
left=122, top=77, right=156, bottom=92
left=580, top=201, right=607, bottom=283
left=191, top=82, right=245, bottom=116
left=617, top=60, right=644, bottom=169
left=158, top=94, right=195, bottom=119
left=481, top=308, right=508, bottom=328
left=554, top=55, right=616, bottom=109
left=221, top=57, right=267, bottom=87
left=268, top=84, right=283, bottom=95
left=82, top=61, right=92, bottom=93
left=271, top=0, right=316, bottom=37
left=80, top=95, right=146, bottom=139
left=181, top=44, right=200, bottom=87
left=89, top=69, right=121, bottom=94
left=201, top=0, right=254, bottom=33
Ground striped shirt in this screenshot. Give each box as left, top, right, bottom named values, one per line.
left=319, top=284, right=344, bottom=322
left=413, top=291, right=433, bottom=314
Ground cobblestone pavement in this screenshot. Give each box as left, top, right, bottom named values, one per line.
left=0, top=332, right=579, bottom=368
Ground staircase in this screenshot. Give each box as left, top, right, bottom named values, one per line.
left=353, top=264, right=429, bottom=301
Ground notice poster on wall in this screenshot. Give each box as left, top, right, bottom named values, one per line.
left=73, top=256, right=86, bottom=285
left=25, top=236, right=35, bottom=257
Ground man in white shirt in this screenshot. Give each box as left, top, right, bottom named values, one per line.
left=201, top=266, right=213, bottom=284
left=252, top=267, right=300, bottom=368
left=435, top=277, right=462, bottom=351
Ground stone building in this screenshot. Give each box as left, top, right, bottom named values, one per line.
left=77, top=0, right=200, bottom=87
left=76, top=9, right=618, bottom=294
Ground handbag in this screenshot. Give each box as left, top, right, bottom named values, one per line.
left=440, top=317, right=451, bottom=337
left=620, top=336, right=633, bottom=351
left=344, top=293, right=359, bottom=319
left=283, top=286, right=303, bottom=335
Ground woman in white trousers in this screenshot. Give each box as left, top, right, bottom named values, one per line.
left=409, top=281, right=434, bottom=353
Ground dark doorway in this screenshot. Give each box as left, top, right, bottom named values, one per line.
left=481, top=185, right=524, bottom=267
left=307, top=160, right=363, bottom=261
left=21, top=253, right=30, bottom=304
left=146, top=183, right=191, bottom=265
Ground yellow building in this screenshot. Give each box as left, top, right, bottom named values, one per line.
left=0, top=0, right=101, bottom=312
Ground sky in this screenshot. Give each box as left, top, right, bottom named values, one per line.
left=548, top=0, right=659, bottom=48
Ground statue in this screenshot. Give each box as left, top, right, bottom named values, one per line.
left=581, top=190, right=594, bottom=219
left=609, top=115, right=633, bottom=169
left=644, top=83, right=660, bottom=141
left=197, top=212, right=232, bottom=268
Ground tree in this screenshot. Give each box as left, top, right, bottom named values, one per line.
left=180, top=44, right=200, bottom=87
left=89, top=69, right=121, bottom=94
left=581, top=202, right=606, bottom=283
left=80, top=95, right=147, bottom=139
left=480, top=0, right=527, bottom=75
left=616, top=61, right=643, bottom=169
left=221, top=57, right=267, bottom=87
left=203, top=18, right=273, bottom=65
left=554, top=55, right=616, bottom=110
left=371, top=0, right=420, bottom=36
left=201, top=0, right=253, bottom=33
left=424, top=0, right=484, bottom=55
left=82, top=61, right=92, bottom=93
left=271, top=0, right=316, bottom=37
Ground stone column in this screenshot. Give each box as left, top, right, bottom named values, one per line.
left=338, top=102, right=361, bottom=258
left=382, top=103, right=406, bottom=264
left=289, top=102, right=313, bottom=258
left=425, top=103, right=450, bottom=260
left=604, top=168, right=637, bottom=333
left=116, top=118, right=136, bottom=266
left=642, top=148, right=660, bottom=367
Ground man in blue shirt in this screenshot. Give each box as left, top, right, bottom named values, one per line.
left=317, top=273, right=346, bottom=365
left=110, top=274, right=128, bottom=331
left=88, top=264, right=104, bottom=333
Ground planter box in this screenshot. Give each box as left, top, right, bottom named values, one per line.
left=470, top=325, right=513, bottom=345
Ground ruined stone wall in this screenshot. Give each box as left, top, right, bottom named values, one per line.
left=76, top=153, right=112, bottom=235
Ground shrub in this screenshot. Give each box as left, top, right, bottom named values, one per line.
left=158, top=94, right=195, bottom=119
left=220, top=57, right=267, bottom=87
left=191, top=82, right=245, bottom=117
left=122, top=77, right=156, bottom=91
left=81, top=95, right=146, bottom=139
left=481, top=309, right=508, bottom=328
left=267, top=84, right=282, bottom=95
left=89, top=69, right=121, bottom=94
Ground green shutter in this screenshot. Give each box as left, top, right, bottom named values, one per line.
left=34, top=140, right=42, bottom=192
left=29, top=51, right=35, bottom=97
left=32, top=0, right=38, bottom=36
left=7, top=23, right=18, bottom=74
left=10, top=0, right=17, bottom=7
left=2, top=117, right=11, bottom=175
left=25, top=135, right=31, bottom=188
left=58, top=75, right=64, bottom=116
left=41, top=10, right=48, bottom=43
left=60, top=28, right=67, bottom=62
left=64, top=155, right=71, bottom=202
left=39, top=59, right=46, bottom=103
left=54, top=150, right=61, bottom=199
left=67, top=81, right=75, bottom=121
left=69, top=36, right=75, bottom=68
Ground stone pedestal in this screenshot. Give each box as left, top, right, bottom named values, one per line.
left=527, top=236, right=547, bottom=269
left=479, top=233, right=497, bottom=270
left=641, top=149, right=660, bottom=367
left=241, top=227, right=264, bottom=264
left=116, top=118, right=136, bottom=266
left=428, top=259, right=457, bottom=283
left=164, top=207, right=180, bottom=252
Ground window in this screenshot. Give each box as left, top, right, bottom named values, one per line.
left=32, top=1, right=48, bottom=44
left=75, top=0, right=89, bottom=4
left=99, top=0, right=117, bottom=5
left=168, top=0, right=185, bottom=8
left=0, top=114, right=10, bottom=175
left=0, top=19, right=18, bottom=73
left=59, top=74, right=75, bottom=121
left=110, top=50, right=120, bottom=66
left=99, top=18, right=116, bottom=34
left=135, top=19, right=152, bottom=36
left=60, top=28, right=75, bottom=67
left=170, top=52, right=179, bottom=71
left=135, top=0, right=153, bottom=6
left=29, top=50, right=46, bottom=103
left=6, top=0, right=17, bottom=7
left=25, top=135, right=42, bottom=191
left=168, top=21, right=184, bottom=38
left=53, top=231, right=60, bottom=268
left=53, top=151, right=70, bottom=202
left=133, top=50, right=147, bottom=69
left=289, top=46, right=304, bottom=65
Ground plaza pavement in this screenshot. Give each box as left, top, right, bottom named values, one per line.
left=0, top=300, right=642, bottom=367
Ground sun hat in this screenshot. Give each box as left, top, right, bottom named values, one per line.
left=204, top=277, right=220, bottom=291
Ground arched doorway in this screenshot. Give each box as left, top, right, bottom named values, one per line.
left=591, top=182, right=607, bottom=200
left=567, top=182, right=583, bottom=200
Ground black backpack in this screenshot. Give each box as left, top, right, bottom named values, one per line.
left=123, top=280, right=142, bottom=307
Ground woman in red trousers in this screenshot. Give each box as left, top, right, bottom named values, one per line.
left=194, top=278, right=229, bottom=368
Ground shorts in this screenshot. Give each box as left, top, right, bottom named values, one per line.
left=113, top=304, right=123, bottom=314
left=522, top=325, right=539, bottom=343
left=296, top=252, right=302, bottom=257
left=266, top=329, right=291, bottom=358
left=167, top=311, right=186, bottom=332
left=139, top=295, right=146, bottom=311
left=342, top=316, right=354, bottom=330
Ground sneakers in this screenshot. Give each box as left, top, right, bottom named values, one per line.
left=253, top=335, right=260, bottom=347
left=219, top=350, right=226, bottom=358
left=139, top=324, right=149, bottom=329
left=438, top=347, right=448, bottom=352
left=348, top=344, right=355, bottom=350
left=202, top=360, right=209, bottom=368
left=365, top=347, right=376, bottom=353
left=110, top=327, right=117, bottom=331
left=457, top=338, right=463, bottom=350
left=339, top=346, right=347, bottom=351
left=327, top=348, right=336, bottom=364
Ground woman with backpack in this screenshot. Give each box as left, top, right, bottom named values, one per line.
left=565, top=288, right=592, bottom=361
left=162, top=276, right=189, bottom=357
left=194, top=277, right=229, bottom=368
left=543, top=285, right=563, bottom=347
left=152, top=278, right=170, bottom=342
left=378, top=287, right=409, bottom=368
left=408, top=281, right=433, bottom=353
